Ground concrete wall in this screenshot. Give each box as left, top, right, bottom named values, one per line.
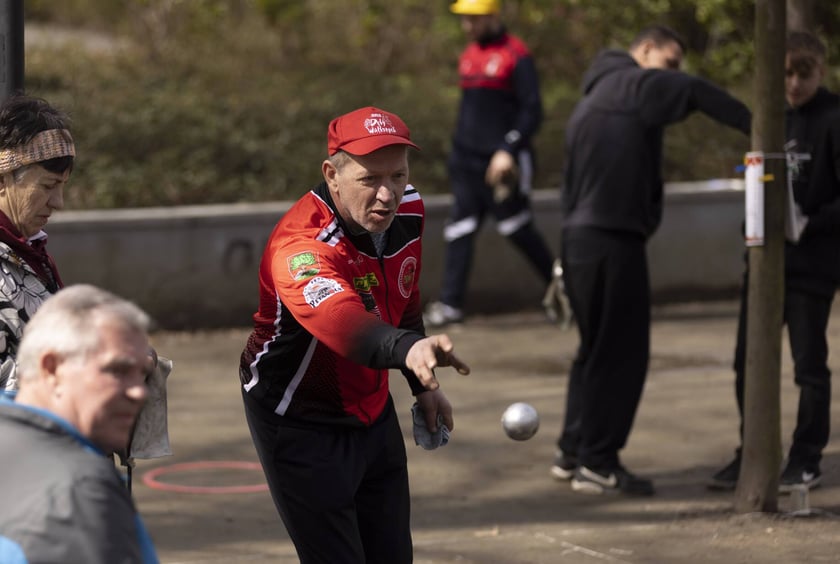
left=46, top=180, right=747, bottom=329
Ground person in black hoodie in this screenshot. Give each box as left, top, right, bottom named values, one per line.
left=552, top=25, right=751, bottom=495
left=709, top=31, right=840, bottom=493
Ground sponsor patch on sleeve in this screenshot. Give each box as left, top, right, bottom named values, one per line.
left=287, top=251, right=321, bottom=281
left=303, top=276, right=344, bottom=308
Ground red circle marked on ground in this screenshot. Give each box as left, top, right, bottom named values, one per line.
left=142, top=460, right=269, bottom=494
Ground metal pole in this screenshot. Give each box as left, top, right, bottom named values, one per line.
left=0, top=0, right=24, bottom=100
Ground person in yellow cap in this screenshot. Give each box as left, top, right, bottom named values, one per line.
left=449, top=0, right=500, bottom=14
left=424, top=0, right=555, bottom=327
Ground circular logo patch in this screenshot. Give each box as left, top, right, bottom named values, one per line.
left=398, top=257, right=417, bottom=299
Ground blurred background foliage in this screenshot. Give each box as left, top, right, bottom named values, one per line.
left=21, top=0, right=840, bottom=208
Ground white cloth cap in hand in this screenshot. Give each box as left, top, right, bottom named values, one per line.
left=411, top=402, right=450, bottom=450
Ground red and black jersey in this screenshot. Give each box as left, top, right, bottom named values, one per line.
left=240, top=182, right=427, bottom=426
left=452, top=29, right=542, bottom=157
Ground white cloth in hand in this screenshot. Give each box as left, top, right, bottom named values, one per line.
left=411, top=402, right=449, bottom=450
left=129, top=356, right=173, bottom=459
left=543, top=259, right=573, bottom=330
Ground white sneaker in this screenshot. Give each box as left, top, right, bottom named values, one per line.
left=550, top=451, right=578, bottom=481
left=423, top=301, right=464, bottom=328
left=571, top=465, right=654, bottom=496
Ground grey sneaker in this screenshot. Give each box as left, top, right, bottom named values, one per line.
left=571, top=465, right=654, bottom=496
left=779, top=461, right=821, bottom=493
left=423, top=301, right=464, bottom=328
left=550, top=452, right=578, bottom=481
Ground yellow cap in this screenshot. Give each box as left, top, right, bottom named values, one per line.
left=450, top=0, right=500, bottom=15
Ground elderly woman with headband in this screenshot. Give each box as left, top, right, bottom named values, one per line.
left=0, top=95, right=75, bottom=396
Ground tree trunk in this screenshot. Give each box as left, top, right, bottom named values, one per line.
left=0, top=0, right=24, bottom=101
left=734, top=0, right=786, bottom=514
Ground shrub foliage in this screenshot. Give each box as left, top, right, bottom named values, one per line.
left=22, top=0, right=840, bottom=208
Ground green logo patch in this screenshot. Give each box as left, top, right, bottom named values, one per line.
left=288, top=251, right=321, bottom=281
left=353, top=273, right=379, bottom=292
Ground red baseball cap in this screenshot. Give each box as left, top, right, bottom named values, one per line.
left=327, top=106, right=420, bottom=156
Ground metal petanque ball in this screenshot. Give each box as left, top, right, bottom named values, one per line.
left=501, top=402, right=539, bottom=441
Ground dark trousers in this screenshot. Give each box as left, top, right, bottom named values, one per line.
left=733, top=272, right=834, bottom=467
left=243, top=394, right=412, bottom=564
left=557, top=227, right=650, bottom=470
left=440, top=148, right=553, bottom=308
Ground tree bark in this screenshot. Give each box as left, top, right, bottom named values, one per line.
left=0, top=0, right=24, bottom=101
left=734, top=0, right=787, bottom=514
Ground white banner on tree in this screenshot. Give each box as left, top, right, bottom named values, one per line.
left=744, top=151, right=765, bottom=247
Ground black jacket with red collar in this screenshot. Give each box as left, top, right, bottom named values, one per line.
left=452, top=28, right=542, bottom=157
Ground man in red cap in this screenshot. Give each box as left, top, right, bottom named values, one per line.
left=239, top=106, right=470, bottom=563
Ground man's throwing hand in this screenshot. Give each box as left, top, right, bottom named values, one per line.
left=406, top=334, right=470, bottom=390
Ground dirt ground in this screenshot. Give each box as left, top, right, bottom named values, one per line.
left=134, top=300, right=840, bottom=564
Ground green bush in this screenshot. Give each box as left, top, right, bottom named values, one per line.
left=21, top=0, right=840, bottom=209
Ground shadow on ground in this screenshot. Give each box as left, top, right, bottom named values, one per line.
left=134, top=301, right=840, bottom=563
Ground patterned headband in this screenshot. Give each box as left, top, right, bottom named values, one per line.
left=0, top=129, right=75, bottom=175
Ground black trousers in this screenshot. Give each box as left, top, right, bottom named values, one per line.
left=243, top=393, right=412, bottom=564
left=557, top=227, right=650, bottom=470
left=439, top=147, right=553, bottom=308
left=733, top=272, right=835, bottom=467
